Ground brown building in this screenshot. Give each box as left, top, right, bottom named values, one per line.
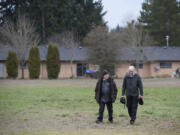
left=0, top=45, right=180, bottom=79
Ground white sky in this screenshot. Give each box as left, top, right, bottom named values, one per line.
left=101, top=0, right=144, bottom=29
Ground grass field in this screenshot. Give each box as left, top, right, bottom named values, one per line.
left=0, top=79, right=180, bottom=135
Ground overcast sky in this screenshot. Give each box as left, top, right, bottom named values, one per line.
left=101, top=0, right=144, bottom=29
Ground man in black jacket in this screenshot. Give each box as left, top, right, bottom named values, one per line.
left=95, top=70, right=118, bottom=123
left=121, top=66, right=143, bottom=125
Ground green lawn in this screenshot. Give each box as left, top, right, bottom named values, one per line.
left=0, top=84, right=180, bottom=135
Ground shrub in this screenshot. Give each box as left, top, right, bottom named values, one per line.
left=28, top=45, right=41, bottom=79
left=6, top=51, right=18, bottom=78
left=46, top=43, right=60, bottom=79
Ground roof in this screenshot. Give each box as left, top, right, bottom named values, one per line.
left=0, top=45, right=88, bottom=61
left=0, top=46, right=8, bottom=61
left=118, top=46, right=180, bottom=61
left=38, top=45, right=88, bottom=61
left=0, top=45, right=180, bottom=62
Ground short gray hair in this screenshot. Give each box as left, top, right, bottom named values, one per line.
left=128, top=66, right=135, bottom=71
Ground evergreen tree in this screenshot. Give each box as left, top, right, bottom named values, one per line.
left=139, top=0, right=180, bottom=46
left=28, top=45, right=41, bottom=79
left=0, top=0, right=106, bottom=42
left=46, top=43, right=60, bottom=79
left=6, top=51, right=18, bottom=78
left=111, top=24, right=123, bottom=32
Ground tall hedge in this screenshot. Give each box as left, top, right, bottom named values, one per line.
left=28, top=45, right=41, bottom=79
left=46, top=43, right=60, bottom=79
left=6, top=51, right=18, bottom=78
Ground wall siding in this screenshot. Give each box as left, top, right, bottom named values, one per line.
left=1, top=61, right=180, bottom=79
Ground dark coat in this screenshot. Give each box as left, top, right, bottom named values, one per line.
left=95, top=77, right=118, bottom=103
left=122, top=73, right=143, bottom=96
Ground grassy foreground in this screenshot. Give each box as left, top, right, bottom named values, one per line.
left=0, top=84, right=179, bottom=135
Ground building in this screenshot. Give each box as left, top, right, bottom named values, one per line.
left=115, top=47, right=180, bottom=78
left=0, top=45, right=180, bottom=79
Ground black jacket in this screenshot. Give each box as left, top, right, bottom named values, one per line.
left=95, top=77, right=118, bottom=103
left=122, top=73, right=143, bottom=96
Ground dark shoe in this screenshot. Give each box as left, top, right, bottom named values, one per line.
left=109, top=119, right=113, bottom=123
left=130, top=120, right=134, bottom=125
left=96, top=119, right=102, bottom=124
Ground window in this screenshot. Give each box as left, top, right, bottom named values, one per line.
left=0, top=63, right=4, bottom=78
left=22, top=62, right=28, bottom=69
left=160, top=62, right=172, bottom=68
left=77, top=63, right=87, bottom=77
left=94, top=65, right=100, bottom=71
left=131, top=63, right=143, bottom=69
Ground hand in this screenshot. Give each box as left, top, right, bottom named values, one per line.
left=139, top=95, right=143, bottom=99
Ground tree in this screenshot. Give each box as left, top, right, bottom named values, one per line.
left=48, top=31, right=79, bottom=78
left=120, top=20, right=153, bottom=73
left=0, top=0, right=28, bottom=24
left=139, top=0, right=180, bottom=46
left=0, top=14, right=40, bottom=79
left=28, top=45, right=41, bottom=79
left=83, top=26, right=120, bottom=76
left=111, top=24, right=123, bottom=32
left=46, top=43, right=60, bottom=79
left=6, top=51, right=18, bottom=78
left=0, top=0, right=106, bottom=42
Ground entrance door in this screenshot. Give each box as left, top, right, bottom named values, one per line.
left=77, top=63, right=87, bottom=77
left=0, top=63, right=4, bottom=78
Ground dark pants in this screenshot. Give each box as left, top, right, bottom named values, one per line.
left=97, top=101, right=113, bottom=121
left=127, top=96, right=138, bottom=121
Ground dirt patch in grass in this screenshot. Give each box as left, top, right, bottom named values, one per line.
left=0, top=111, right=179, bottom=135
left=0, top=78, right=180, bottom=88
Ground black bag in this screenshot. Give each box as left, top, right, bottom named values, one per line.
left=120, top=97, right=125, bottom=104
left=138, top=98, right=144, bottom=105
left=120, top=97, right=126, bottom=108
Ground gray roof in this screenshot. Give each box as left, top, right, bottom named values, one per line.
left=0, top=45, right=180, bottom=62
left=38, top=45, right=87, bottom=61
left=118, top=46, right=180, bottom=61
left=0, top=46, right=9, bottom=61
left=0, top=45, right=88, bottom=61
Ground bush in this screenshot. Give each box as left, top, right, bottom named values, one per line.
left=6, top=51, right=18, bottom=78
left=28, top=45, right=41, bottom=79
left=46, top=43, right=60, bottom=79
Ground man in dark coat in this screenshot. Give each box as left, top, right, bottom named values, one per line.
left=95, top=70, right=118, bottom=123
left=121, top=66, right=143, bottom=125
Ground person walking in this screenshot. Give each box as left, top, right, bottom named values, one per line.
left=95, top=70, right=118, bottom=124
left=121, top=66, right=143, bottom=125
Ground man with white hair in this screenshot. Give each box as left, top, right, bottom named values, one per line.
left=121, top=65, right=143, bottom=125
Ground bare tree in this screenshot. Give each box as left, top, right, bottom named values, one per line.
left=48, top=31, right=79, bottom=78
left=0, top=14, right=40, bottom=79
left=83, top=26, right=121, bottom=76
left=120, top=20, right=154, bottom=73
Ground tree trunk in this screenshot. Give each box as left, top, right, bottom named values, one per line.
left=21, top=67, right=24, bottom=79
left=20, top=61, right=25, bottom=79
left=42, top=12, right=46, bottom=43
left=70, top=60, right=74, bottom=78
left=135, top=62, right=139, bottom=74
left=70, top=46, right=75, bottom=78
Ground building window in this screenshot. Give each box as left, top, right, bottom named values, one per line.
left=77, top=63, right=87, bottom=77
left=160, top=62, right=172, bottom=68
left=94, top=65, right=100, bottom=71
left=131, top=63, right=143, bottom=69
left=20, top=62, right=28, bottom=69
left=0, top=63, right=4, bottom=78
